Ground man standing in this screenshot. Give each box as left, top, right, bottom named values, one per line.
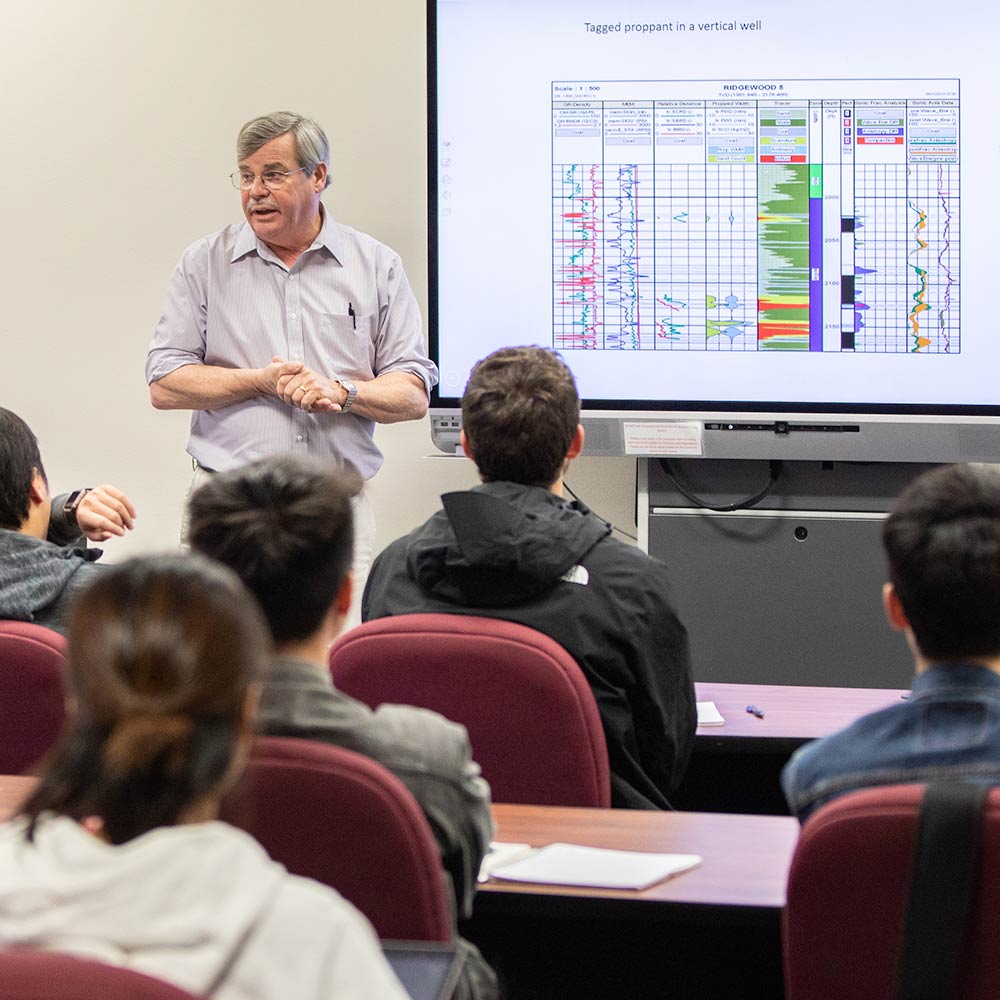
left=364, top=346, right=697, bottom=809
left=146, top=111, right=437, bottom=616
left=782, top=463, right=1000, bottom=823
left=0, top=408, right=137, bottom=635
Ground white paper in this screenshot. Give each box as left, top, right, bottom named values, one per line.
left=488, top=842, right=702, bottom=890
left=623, top=421, right=704, bottom=457
left=696, top=701, right=725, bottom=727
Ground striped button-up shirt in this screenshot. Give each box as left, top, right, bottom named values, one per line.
left=146, top=208, right=438, bottom=479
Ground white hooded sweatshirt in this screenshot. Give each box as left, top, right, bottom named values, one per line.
left=0, top=815, right=408, bottom=1000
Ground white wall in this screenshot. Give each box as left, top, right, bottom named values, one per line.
left=0, top=0, right=635, bottom=559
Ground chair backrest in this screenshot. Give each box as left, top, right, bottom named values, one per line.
left=0, top=621, right=67, bottom=773
left=783, top=783, right=1000, bottom=1000
left=222, top=736, right=452, bottom=942
left=329, top=613, right=611, bottom=807
left=0, top=951, right=200, bottom=999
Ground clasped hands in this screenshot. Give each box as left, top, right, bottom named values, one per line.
left=268, top=356, right=348, bottom=414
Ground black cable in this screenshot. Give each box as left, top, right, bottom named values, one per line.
left=658, top=458, right=784, bottom=512
left=562, top=480, right=639, bottom=542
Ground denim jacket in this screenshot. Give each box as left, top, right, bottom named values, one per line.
left=782, top=663, right=1000, bottom=823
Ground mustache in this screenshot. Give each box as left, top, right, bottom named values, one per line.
left=248, top=200, right=278, bottom=212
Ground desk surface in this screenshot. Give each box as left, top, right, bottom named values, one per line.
left=695, top=680, right=906, bottom=746
left=476, top=804, right=795, bottom=997
left=0, top=776, right=796, bottom=912
left=487, top=802, right=797, bottom=911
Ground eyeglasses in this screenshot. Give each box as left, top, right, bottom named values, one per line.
left=229, top=166, right=309, bottom=191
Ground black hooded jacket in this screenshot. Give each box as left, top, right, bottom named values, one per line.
left=363, top=481, right=696, bottom=809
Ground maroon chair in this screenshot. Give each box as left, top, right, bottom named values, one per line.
left=329, top=614, right=611, bottom=807
left=783, top=784, right=1000, bottom=1000
left=0, top=622, right=67, bottom=774
left=222, top=736, right=451, bottom=942
left=0, top=951, right=200, bottom=999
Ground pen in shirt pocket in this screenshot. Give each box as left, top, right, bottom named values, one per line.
left=348, top=302, right=357, bottom=329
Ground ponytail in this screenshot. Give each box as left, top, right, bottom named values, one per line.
left=23, top=715, right=240, bottom=845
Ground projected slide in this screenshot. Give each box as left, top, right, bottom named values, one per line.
left=552, top=79, right=960, bottom=355
left=433, top=0, right=993, bottom=409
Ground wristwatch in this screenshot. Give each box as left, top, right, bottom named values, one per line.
left=340, top=380, right=358, bottom=414
left=63, top=488, right=92, bottom=528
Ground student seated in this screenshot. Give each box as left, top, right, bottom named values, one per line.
left=364, top=346, right=696, bottom=809
left=0, top=408, right=137, bottom=635
left=187, top=456, right=498, bottom=1000
left=0, top=555, right=407, bottom=999
left=783, top=463, right=1000, bottom=822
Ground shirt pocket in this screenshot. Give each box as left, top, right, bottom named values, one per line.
left=317, top=313, right=376, bottom=380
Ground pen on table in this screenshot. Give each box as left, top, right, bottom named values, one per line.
left=746, top=704, right=765, bottom=719
left=348, top=302, right=356, bottom=329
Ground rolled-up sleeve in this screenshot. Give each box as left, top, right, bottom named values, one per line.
left=145, top=242, right=210, bottom=384
left=374, top=252, right=439, bottom=394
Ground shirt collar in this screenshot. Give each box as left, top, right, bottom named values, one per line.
left=911, top=662, right=1000, bottom=698
left=270, top=654, right=336, bottom=692
left=230, top=203, right=345, bottom=266
left=315, top=204, right=345, bottom=262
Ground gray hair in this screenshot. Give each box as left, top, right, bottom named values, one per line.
left=236, top=112, right=331, bottom=190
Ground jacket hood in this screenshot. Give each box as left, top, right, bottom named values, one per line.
left=0, top=530, right=99, bottom=621
left=0, top=816, right=285, bottom=995
left=406, top=481, right=611, bottom=608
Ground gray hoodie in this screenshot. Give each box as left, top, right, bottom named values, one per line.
left=0, top=814, right=407, bottom=999
left=0, top=530, right=101, bottom=636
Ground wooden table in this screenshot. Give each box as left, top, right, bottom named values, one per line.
left=485, top=802, right=796, bottom=912
left=682, top=681, right=906, bottom=814
left=0, top=777, right=796, bottom=998
left=694, top=681, right=906, bottom=749
left=0, top=780, right=798, bottom=914
left=467, top=803, right=799, bottom=999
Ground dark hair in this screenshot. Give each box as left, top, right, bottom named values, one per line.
left=461, top=346, right=580, bottom=488
left=0, top=408, right=47, bottom=529
left=187, top=455, right=359, bottom=642
left=883, top=463, right=1000, bottom=660
left=19, top=555, right=269, bottom=845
